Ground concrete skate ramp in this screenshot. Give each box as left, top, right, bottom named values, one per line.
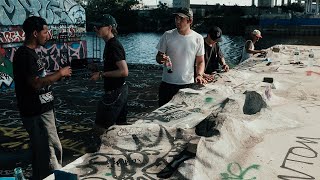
left=45, top=45, right=320, bottom=179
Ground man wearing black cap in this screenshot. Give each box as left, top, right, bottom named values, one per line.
left=203, top=26, right=229, bottom=82
left=156, top=7, right=206, bottom=107
left=90, top=14, right=129, bottom=131
left=155, top=8, right=206, bottom=179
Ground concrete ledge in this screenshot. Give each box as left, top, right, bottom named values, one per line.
left=44, top=44, right=320, bottom=179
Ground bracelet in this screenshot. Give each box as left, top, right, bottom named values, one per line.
left=197, top=73, right=203, bottom=78
left=99, top=71, right=103, bottom=79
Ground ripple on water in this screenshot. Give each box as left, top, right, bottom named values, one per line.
left=86, top=33, right=320, bottom=66
left=86, top=33, right=245, bottom=66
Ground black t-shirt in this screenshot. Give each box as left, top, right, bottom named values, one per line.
left=204, top=39, right=224, bottom=74
left=13, top=46, right=54, bottom=117
left=103, top=37, right=126, bottom=91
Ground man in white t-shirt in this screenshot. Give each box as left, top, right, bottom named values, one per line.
left=156, top=7, right=206, bottom=107
left=240, top=29, right=267, bottom=62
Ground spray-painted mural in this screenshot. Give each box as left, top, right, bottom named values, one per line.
left=0, top=46, right=13, bottom=89
left=0, top=41, right=87, bottom=89
left=0, top=25, right=85, bottom=44
left=0, top=0, right=85, bottom=26
left=0, top=0, right=87, bottom=89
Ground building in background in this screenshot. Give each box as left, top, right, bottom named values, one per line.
left=256, top=0, right=320, bottom=14
left=305, top=0, right=320, bottom=14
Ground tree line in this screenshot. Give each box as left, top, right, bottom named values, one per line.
left=73, top=0, right=304, bottom=34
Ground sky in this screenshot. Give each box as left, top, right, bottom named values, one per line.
left=142, top=0, right=253, bottom=6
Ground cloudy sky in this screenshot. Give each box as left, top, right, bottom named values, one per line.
left=142, top=0, right=253, bottom=6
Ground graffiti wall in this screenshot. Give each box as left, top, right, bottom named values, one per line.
left=0, top=47, right=13, bottom=89
left=0, top=0, right=87, bottom=89
left=0, top=41, right=87, bottom=89
left=0, top=25, right=86, bottom=44
left=0, top=0, right=85, bottom=26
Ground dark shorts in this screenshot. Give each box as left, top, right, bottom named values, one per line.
left=158, top=81, right=193, bottom=107
left=95, top=83, right=128, bottom=129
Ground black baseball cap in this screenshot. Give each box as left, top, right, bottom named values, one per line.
left=173, top=8, right=193, bottom=19
left=91, top=14, right=117, bottom=28
left=208, top=26, right=222, bottom=42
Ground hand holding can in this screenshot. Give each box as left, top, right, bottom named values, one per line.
left=163, top=56, right=173, bottom=73
left=166, top=56, right=173, bottom=73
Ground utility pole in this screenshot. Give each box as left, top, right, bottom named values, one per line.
left=317, top=0, right=319, bottom=14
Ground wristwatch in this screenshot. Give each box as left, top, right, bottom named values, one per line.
left=99, top=71, right=103, bottom=79
left=197, top=73, right=203, bottom=78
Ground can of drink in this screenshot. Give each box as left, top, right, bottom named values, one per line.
left=166, top=56, right=173, bottom=73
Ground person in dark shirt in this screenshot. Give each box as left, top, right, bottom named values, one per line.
left=13, top=16, right=72, bottom=180
left=203, top=26, right=229, bottom=82
left=90, top=14, right=129, bottom=131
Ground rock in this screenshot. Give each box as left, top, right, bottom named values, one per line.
left=243, top=91, right=267, bottom=115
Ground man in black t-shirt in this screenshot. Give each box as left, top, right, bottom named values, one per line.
left=90, top=14, right=129, bottom=131
left=13, top=16, right=72, bottom=180
left=203, top=26, right=229, bottom=82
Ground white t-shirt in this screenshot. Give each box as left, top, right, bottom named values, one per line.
left=156, top=28, right=205, bottom=85
left=241, top=40, right=254, bottom=62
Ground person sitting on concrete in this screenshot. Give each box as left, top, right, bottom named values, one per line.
left=203, top=26, right=229, bottom=82
left=240, top=29, right=267, bottom=62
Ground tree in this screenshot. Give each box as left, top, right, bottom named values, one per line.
left=157, top=1, right=169, bottom=10
left=86, top=0, right=137, bottom=17
left=85, top=0, right=139, bottom=31
left=281, top=3, right=304, bottom=13
left=224, top=5, right=244, bottom=16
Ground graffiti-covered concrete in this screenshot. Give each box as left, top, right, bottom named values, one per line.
left=0, top=25, right=86, bottom=44
left=0, top=41, right=87, bottom=89
left=0, top=0, right=86, bottom=44
left=0, top=64, right=162, bottom=178
left=0, top=0, right=85, bottom=26
left=0, top=0, right=87, bottom=90
left=45, top=45, right=320, bottom=179
left=0, top=47, right=13, bottom=89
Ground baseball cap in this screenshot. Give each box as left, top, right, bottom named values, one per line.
left=91, top=14, right=117, bottom=28
left=208, top=26, right=222, bottom=42
left=173, top=8, right=193, bottom=19
left=252, top=29, right=262, bottom=38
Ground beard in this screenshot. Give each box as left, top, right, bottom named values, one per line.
left=37, top=38, right=47, bottom=46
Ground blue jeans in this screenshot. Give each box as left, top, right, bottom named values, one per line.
left=95, top=83, right=128, bottom=129
left=22, top=110, right=62, bottom=180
